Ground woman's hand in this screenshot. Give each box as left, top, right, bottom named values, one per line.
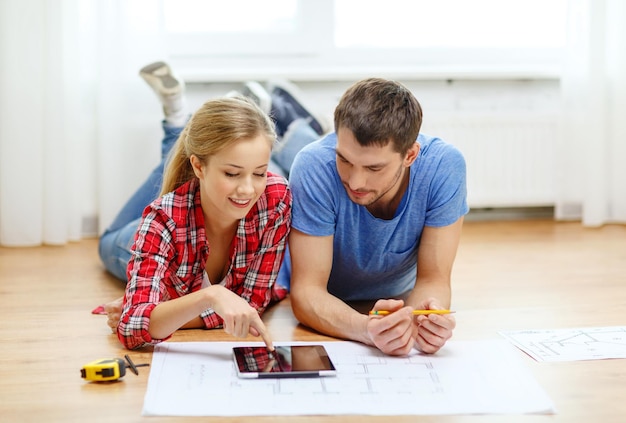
left=103, top=296, right=124, bottom=333
left=209, top=285, right=274, bottom=351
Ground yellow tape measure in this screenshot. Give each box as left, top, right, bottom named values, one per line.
left=80, top=355, right=149, bottom=382
left=81, top=358, right=127, bottom=382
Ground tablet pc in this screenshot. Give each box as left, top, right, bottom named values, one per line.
left=233, top=344, right=337, bottom=379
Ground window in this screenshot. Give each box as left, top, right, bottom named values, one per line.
left=163, top=0, right=327, bottom=56
left=335, top=0, right=566, bottom=49
left=163, top=0, right=567, bottom=80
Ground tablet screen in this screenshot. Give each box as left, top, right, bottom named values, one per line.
left=233, top=345, right=336, bottom=378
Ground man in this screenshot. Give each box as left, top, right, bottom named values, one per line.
left=279, top=78, right=468, bottom=356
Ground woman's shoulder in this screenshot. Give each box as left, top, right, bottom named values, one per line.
left=256, top=172, right=292, bottom=212
left=143, top=179, right=199, bottom=229
left=265, top=172, right=289, bottom=194
left=151, top=179, right=196, bottom=211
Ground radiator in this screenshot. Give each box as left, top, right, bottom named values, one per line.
left=422, top=113, right=558, bottom=208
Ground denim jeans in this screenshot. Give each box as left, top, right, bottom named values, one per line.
left=271, top=118, right=321, bottom=178
left=270, top=118, right=320, bottom=290
left=98, top=121, right=183, bottom=282
left=98, top=118, right=319, bottom=283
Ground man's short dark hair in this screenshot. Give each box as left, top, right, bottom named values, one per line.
left=334, top=78, right=423, bottom=155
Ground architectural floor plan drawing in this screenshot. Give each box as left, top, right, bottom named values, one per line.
left=499, top=326, right=626, bottom=362
left=227, top=348, right=443, bottom=397
left=142, top=340, right=555, bottom=416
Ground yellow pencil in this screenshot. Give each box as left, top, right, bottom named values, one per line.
left=369, top=309, right=455, bottom=316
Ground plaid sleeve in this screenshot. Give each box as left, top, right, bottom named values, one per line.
left=117, top=209, right=176, bottom=350
left=200, top=176, right=292, bottom=328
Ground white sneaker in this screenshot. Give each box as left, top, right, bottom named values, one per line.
left=139, top=61, right=186, bottom=124
left=242, top=81, right=272, bottom=115
left=139, top=61, right=183, bottom=97
left=224, top=90, right=242, bottom=98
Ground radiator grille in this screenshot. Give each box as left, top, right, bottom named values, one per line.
left=422, top=113, right=558, bottom=208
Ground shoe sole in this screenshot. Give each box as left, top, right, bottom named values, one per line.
left=243, top=81, right=272, bottom=115
left=266, top=79, right=324, bottom=136
left=139, top=61, right=181, bottom=92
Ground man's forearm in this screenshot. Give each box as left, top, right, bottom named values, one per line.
left=291, top=286, right=371, bottom=345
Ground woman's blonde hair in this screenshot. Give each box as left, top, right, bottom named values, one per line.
left=160, top=96, right=276, bottom=195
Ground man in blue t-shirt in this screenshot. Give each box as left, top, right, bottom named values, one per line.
left=279, top=78, right=468, bottom=356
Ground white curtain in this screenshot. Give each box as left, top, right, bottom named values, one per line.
left=0, top=0, right=83, bottom=246
left=92, top=0, right=167, bottom=235
left=557, top=0, right=626, bottom=226
left=0, top=0, right=165, bottom=246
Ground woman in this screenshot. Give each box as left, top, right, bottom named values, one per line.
left=99, top=64, right=291, bottom=350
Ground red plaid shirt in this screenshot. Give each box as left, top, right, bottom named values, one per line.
left=117, top=174, right=291, bottom=350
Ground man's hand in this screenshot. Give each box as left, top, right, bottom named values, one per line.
left=414, top=298, right=455, bottom=354
left=367, top=299, right=417, bottom=356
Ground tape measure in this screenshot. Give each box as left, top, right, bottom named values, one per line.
left=81, top=358, right=127, bottom=382
left=80, top=355, right=149, bottom=382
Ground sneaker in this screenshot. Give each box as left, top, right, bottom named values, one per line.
left=224, top=90, right=242, bottom=99
left=266, top=79, right=324, bottom=138
left=242, top=81, right=272, bottom=115
left=139, top=61, right=186, bottom=122
left=139, top=61, right=183, bottom=97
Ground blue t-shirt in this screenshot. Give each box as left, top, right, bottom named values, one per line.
left=277, top=132, right=468, bottom=301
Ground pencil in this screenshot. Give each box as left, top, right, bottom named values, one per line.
left=124, top=354, right=139, bottom=375
left=369, top=309, right=455, bottom=316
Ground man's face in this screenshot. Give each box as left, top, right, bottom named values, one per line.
left=335, top=127, right=416, bottom=207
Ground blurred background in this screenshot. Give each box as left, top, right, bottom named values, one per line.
left=0, top=0, right=624, bottom=247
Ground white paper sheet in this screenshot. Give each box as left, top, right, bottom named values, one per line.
left=142, top=340, right=555, bottom=416
left=499, top=326, right=626, bottom=362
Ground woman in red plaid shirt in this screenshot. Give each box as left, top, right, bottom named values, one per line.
left=99, top=63, right=292, bottom=350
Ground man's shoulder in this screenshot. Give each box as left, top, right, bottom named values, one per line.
left=291, top=133, right=337, bottom=179
left=298, top=132, right=337, bottom=159
left=418, top=133, right=464, bottom=159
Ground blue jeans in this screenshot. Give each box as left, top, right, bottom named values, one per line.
left=98, top=122, right=183, bottom=281
left=98, top=118, right=319, bottom=283
left=269, top=118, right=320, bottom=290
left=271, top=118, right=320, bottom=178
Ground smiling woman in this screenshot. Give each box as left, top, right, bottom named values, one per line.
left=97, top=62, right=292, bottom=351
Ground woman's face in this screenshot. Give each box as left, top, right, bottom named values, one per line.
left=191, top=134, right=272, bottom=225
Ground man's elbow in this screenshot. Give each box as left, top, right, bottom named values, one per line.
left=289, top=286, right=309, bottom=324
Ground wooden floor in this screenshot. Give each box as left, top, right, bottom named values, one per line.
left=0, top=220, right=625, bottom=422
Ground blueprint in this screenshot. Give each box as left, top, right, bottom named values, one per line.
left=499, top=326, right=626, bottom=362
left=142, top=340, right=555, bottom=416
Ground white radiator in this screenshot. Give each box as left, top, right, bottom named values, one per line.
left=422, top=113, right=558, bottom=208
